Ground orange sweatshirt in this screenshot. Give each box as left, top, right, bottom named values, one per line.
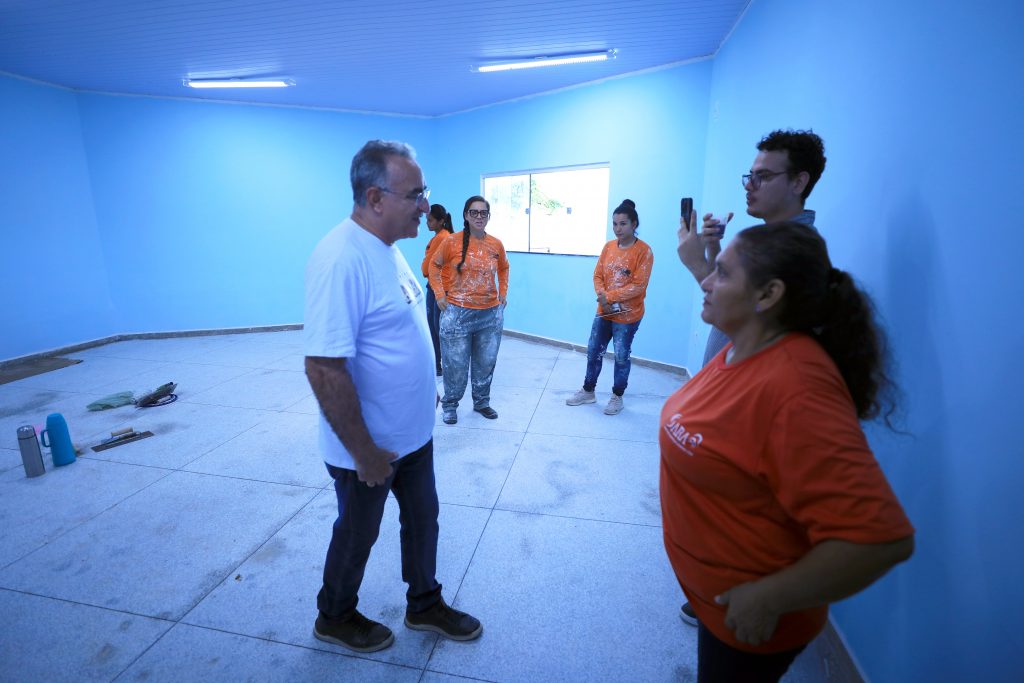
left=593, top=238, right=654, bottom=324
left=421, top=231, right=454, bottom=292
left=429, top=230, right=509, bottom=310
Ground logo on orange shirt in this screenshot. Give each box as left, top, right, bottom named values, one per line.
left=664, top=413, right=703, bottom=456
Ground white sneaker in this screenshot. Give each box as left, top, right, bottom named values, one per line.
left=566, top=389, right=596, bottom=406
left=603, top=395, right=624, bottom=415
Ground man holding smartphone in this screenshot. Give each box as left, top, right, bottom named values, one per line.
left=678, top=129, right=827, bottom=366
left=675, top=129, right=827, bottom=627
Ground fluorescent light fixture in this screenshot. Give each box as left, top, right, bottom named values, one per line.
left=473, top=50, right=615, bottom=73
left=184, top=78, right=294, bottom=89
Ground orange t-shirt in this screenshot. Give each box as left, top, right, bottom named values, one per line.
left=659, top=333, right=913, bottom=653
left=421, top=231, right=454, bottom=292
left=429, top=230, right=509, bottom=310
left=593, top=238, right=654, bottom=324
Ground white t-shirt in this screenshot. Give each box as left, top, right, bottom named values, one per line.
left=304, top=218, right=435, bottom=470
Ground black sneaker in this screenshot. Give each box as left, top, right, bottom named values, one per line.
left=473, top=406, right=498, bottom=419
left=443, top=410, right=457, bottom=425
left=405, top=597, right=482, bottom=641
left=680, top=602, right=699, bottom=627
left=314, top=611, right=394, bottom=652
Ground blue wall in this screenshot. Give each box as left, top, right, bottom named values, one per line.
left=430, top=63, right=712, bottom=367
left=0, top=76, right=117, bottom=359
left=76, top=94, right=435, bottom=337
left=702, top=1, right=1023, bottom=680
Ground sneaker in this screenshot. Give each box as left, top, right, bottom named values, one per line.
left=443, top=409, right=457, bottom=425
left=405, top=597, right=482, bottom=641
left=474, top=406, right=498, bottom=419
left=314, top=611, right=395, bottom=652
left=566, top=389, right=596, bottom=406
left=679, top=602, right=698, bottom=627
left=604, top=394, right=624, bottom=415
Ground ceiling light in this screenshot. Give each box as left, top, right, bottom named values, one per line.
left=184, top=78, right=294, bottom=89
left=473, top=50, right=615, bottom=73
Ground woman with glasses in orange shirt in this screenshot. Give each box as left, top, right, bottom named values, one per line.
left=428, top=195, right=510, bottom=425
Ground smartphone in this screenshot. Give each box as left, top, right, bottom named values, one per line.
left=680, top=197, right=693, bottom=227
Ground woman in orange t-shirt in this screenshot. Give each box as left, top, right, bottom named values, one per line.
left=421, top=204, right=454, bottom=376
left=428, top=195, right=509, bottom=425
left=660, top=221, right=914, bottom=682
left=565, top=199, right=654, bottom=415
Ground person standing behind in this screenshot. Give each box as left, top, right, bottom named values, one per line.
left=675, top=130, right=826, bottom=627
left=661, top=221, right=913, bottom=682
left=304, top=140, right=481, bottom=654
left=566, top=199, right=654, bottom=415
left=429, top=196, right=509, bottom=425
left=678, top=130, right=827, bottom=367
left=422, top=204, right=454, bottom=376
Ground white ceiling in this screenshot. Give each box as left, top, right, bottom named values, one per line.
left=0, top=0, right=750, bottom=117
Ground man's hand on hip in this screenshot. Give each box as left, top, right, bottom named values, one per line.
left=356, top=446, right=398, bottom=487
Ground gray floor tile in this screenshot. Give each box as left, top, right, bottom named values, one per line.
left=263, top=352, right=306, bottom=372
left=181, top=342, right=295, bottom=369
left=496, top=432, right=662, bottom=526
left=184, top=369, right=312, bottom=411
left=8, top=356, right=171, bottom=393
left=496, top=337, right=562, bottom=360
left=0, top=446, right=21, bottom=474
left=435, top=386, right=542, bottom=434
left=183, top=411, right=327, bottom=487
left=68, top=337, right=217, bottom=363
left=119, top=623, right=420, bottom=683
left=184, top=491, right=491, bottom=669
left=0, top=458, right=169, bottom=568
left=0, top=471, right=318, bottom=619
left=0, top=385, right=129, bottom=447
left=426, top=510, right=696, bottom=682
left=283, top=394, right=319, bottom=415
left=433, top=427, right=523, bottom=508
left=91, top=360, right=253, bottom=398
left=422, top=672, right=496, bottom=683
left=0, top=589, right=172, bottom=683
left=490, top=354, right=556, bottom=390
left=83, top=402, right=272, bottom=470
left=528, top=388, right=661, bottom=443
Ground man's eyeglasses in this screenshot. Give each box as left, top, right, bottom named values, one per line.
left=741, top=170, right=790, bottom=190
left=380, top=187, right=430, bottom=204
left=467, top=209, right=490, bottom=219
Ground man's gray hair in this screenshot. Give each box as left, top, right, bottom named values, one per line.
left=350, top=140, right=417, bottom=206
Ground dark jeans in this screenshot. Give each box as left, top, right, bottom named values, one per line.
left=425, top=283, right=443, bottom=373
left=697, top=622, right=805, bottom=683
left=582, top=316, right=641, bottom=396
left=317, top=440, right=442, bottom=620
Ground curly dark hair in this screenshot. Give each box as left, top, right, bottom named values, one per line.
left=757, top=130, right=827, bottom=201
left=733, top=221, right=897, bottom=424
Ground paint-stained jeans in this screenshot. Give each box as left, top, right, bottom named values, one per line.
left=582, top=316, right=641, bottom=396
left=439, top=304, right=503, bottom=411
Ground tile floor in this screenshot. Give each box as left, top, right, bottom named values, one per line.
left=0, top=330, right=835, bottom=682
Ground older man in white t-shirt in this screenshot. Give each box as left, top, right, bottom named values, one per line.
left=304, top=140, right=482, bottom=653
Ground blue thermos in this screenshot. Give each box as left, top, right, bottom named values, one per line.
left=40, top=413, right=76, bottom=467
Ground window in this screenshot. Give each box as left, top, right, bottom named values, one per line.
left=482, top=165, right=610, bottom=257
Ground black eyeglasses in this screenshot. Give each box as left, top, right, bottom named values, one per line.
left=380, top=187, right=430, bottom=204
left=741, top=170, right=790, bottom=190
left=467, top=209, right=490, bottom=219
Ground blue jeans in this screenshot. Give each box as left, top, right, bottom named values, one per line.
left=317, top=440, right=442, bottom=620
left=697, top=621, right=805, bottom=683
left=439, top=304, right=503, bottom=411
left=583, top=316, right=641, bottom=396
left=425, top=283, right=443, bottom=373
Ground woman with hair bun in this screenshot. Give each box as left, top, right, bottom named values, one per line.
left=566, top=199, right=654, bottom=415
left=660, top=221, right=914, bottom=682
left=428, top=195, right=509, bottom=425
left=421, top=204, right=454, bottom=376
